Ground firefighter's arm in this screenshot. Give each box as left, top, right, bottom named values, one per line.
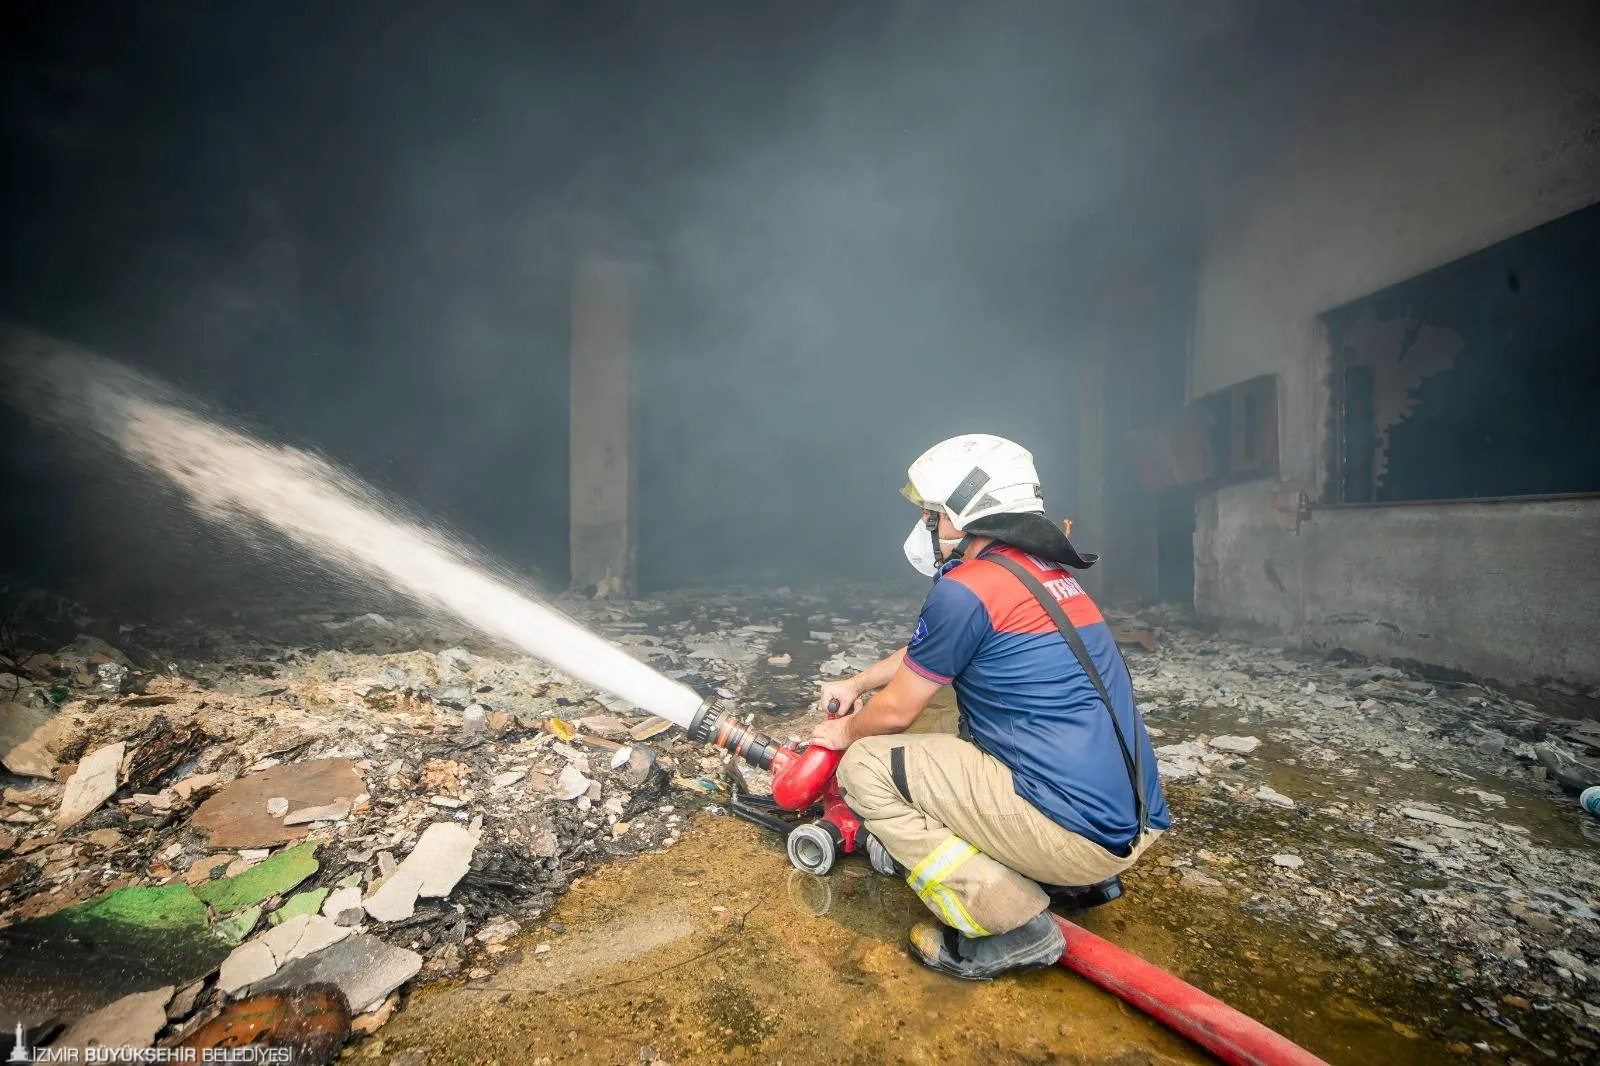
left=808, top=664, right=940, bottom=750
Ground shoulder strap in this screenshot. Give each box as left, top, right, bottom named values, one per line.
left=985, top=554, right=1149, bottom=837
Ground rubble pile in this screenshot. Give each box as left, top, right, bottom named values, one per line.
left=6, top=578, right=1597, bottom=1059
left=0, top=582, right=915, bottom=1061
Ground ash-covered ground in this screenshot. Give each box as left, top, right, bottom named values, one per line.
left=1, top=580, right=1597, bottom=1063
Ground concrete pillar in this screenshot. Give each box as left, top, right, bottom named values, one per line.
left=569, top=257, right=635, bottom=597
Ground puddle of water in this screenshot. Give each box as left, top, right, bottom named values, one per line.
left=374, top=816, right=1208, bottom=1066
left=375, top=800, right=1528, bottom=1065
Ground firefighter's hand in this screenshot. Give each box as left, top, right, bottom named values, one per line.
left=808, top=715, right=855, bottom=751
left=816, top=679, right=865, bottom=717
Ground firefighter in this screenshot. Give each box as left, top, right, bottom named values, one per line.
left=809, top=434, right=1171, bottom=980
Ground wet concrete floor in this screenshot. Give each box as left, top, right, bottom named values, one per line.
left=370, top=700, right=1515, bottom=1064
left=370, top=805, right=1508, bottom=1066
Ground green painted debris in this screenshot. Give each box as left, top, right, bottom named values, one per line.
left=63, top=883, right=210, bottom=932
left=269, top=888, right=329, bottom=926
left=0, top=881, right=232, bottom=1021
left=194, top=841, right=319, bottom=914
left=213, top=905, right=262, bottom=945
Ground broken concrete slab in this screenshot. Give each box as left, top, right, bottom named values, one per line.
left=260, top=913, right=353, bottom=963
left=1209, top=735, right=1262, bottom=755
left=359, top=822, right=475, bottom=922
left=557, top=765, right=591, bottom=800
left=191, top=758, right=365, bottom=848
left=53, top=985, right=174, bottom=1054
left=283, top=801, right=351, bottom=826
left=171, top=772, right=219, bottom=801
left=321, top=885, right=362, bottom=919
left=253, top=933, right=422, bottom=1014
left=3, top=709, right=83, bottom=780
left=0, top=701, right=55, bottom=776
left=57, top=742, right=125, bottom=828
left=402, top=821, right=478, bottom=897
left=362, top=873, right=423, bottom=923
left=167, top=979, right=205, bottom=1021
left=4, top=781, right=60, bottom=806
left=194, top=841, right=319, bottom=914
left=1255, top=784, right=1296, bottom=808
left=219, top=939, right=280, bottom=995
left=176, top=985, right=351, bottom=1065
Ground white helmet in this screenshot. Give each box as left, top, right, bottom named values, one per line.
left=900, top=434, right=1045, bottom=531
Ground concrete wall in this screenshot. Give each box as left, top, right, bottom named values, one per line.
left=1189, top=4, right=1600, bottom=685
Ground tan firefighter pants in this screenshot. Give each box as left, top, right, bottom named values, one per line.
left=836, top=733, right=1161, bottom=936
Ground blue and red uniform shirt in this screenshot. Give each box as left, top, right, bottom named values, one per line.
left=903, top=543, right=1171, bottom=853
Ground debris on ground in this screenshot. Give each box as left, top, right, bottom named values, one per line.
left=1111, top=601, right=1600, bottom=1059
left=53, top=985, right=174, bottom=1054
left=1, top=581, right=1597, bottom=1061
left=0, top=583, right=836, bottom=1055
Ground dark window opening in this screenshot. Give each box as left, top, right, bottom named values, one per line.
left=1322, top=200, right=1600, bottom=504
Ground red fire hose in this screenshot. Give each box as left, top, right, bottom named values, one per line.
left=1051, top=915, right=1331, bottom=1066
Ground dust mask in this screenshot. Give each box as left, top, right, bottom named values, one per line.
left=902, top=521, right=962, bottom=578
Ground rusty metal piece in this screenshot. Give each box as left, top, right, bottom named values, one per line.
left=191, top=759, right=365, bottom=849
left=176, top=984, right=351, bottom=1065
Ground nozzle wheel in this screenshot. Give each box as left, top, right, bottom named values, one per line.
left=786, top=821, right=840, bottom=876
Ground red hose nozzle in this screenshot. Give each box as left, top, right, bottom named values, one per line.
left=770, top=742, right=844, bottom=811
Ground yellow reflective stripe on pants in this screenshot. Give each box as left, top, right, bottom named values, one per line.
left=907, top=836, right=978, bottom=897
left=925, top=883, right=988, bottom=937
left=906, top=836, right=989, bottom=936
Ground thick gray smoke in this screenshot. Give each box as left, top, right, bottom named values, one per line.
left=0, top=329, right=705, bottom=724
left=0, top=1, right=1352, bottom=601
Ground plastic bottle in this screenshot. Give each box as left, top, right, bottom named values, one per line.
left=1581, top=785, right=1600, bottom=818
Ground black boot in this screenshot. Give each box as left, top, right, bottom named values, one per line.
left=1044, top=874, right=1124, bottom=913
left=907, top=911, right=1065, bottom=981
